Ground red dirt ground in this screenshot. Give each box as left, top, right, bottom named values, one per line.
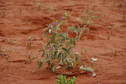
left=0, top=0, right=126, bottom=84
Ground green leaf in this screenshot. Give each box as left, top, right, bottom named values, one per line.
left=37, top=60, right=43, bottom=68
left=69, top=38, right=76, bottom=45
left=60, top=33, right=68, bottom=40
left=57, top=75, right=76, bottom=84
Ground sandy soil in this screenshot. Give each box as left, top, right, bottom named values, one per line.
left=0, top=0, right=126, bottom=84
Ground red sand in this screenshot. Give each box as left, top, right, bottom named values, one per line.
left=0, top=0, right=126, bottom=84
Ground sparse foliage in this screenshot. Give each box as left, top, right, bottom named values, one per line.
left=57, top=75, right=76, bottom=84
left=38, top=12, right=95, bottom=76
left=38, top=21, right=82, bottom=72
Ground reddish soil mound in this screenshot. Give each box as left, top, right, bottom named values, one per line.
left=0, top=0, right=126, bottom=84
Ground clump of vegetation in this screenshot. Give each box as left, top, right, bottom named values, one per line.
left=57, top=75, right=76, bottom=84
left=76, top=10, right=99, bottom=39
left=38, top=12, right=96, bottom=76
left=78, top=10, right=99, bottom=27
left=38, top=21, right=82, bottom=72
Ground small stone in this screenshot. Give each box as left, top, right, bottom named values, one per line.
left=92, top=72, right=96, bottom=77
left=91, top=58, right=98, bottom=62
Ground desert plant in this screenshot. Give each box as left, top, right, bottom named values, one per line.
left=80, top=10, right=99, bottom=27
left=38, top=22, right=81, bottom=72
left=76, top=10, right=99, bottom=39
left=26, top=36, right=34, bottom=49
left=38, top=12, right=95, bottom=75
left=37, top=13, right=85, bottom=72
left=57, top=75, right=76, bottom=84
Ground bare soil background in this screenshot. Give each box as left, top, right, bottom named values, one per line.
left=0, top=0, right=126, bottom=84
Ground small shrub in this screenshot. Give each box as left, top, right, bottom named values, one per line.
left=38, top=12, right=96, bottom=76
left=79, top=10, right=99, bottom=27
left=57, top=75, right=76, bottom=84
left=38, top=21, right=82, bottom=71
